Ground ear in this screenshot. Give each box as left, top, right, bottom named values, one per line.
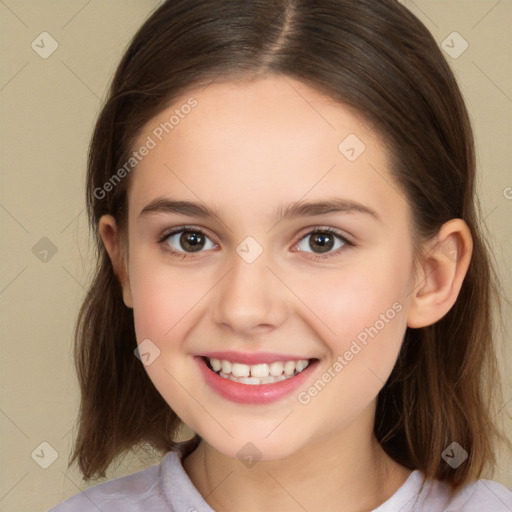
left=407, top=218, right=473, bottom=328
left=98, top=215, right=133, bottom=308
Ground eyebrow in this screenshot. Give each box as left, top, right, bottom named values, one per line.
left=138, top=197, right=380, bottom=222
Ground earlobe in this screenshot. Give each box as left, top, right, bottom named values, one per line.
left=407, top=219, right=473, bottom=328
left=98, top=215, right=133, bottom=308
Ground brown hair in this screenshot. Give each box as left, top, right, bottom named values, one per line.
left=71, top=0, right=510, bottom=487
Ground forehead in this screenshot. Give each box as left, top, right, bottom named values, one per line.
left=129, top=76, right=407, bottom=225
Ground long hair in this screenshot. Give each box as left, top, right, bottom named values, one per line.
left=71, top=0, right=509, bottom=486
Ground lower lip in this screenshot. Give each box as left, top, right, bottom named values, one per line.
left=195, top=356, right=318, bottom=405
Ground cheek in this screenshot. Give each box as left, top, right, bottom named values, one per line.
left=127, top=257, right=207, bottom=411
left=128, top=252, right=209, bottom=342
left=130, top=277, right=176, bottom=342
left=292, top=279, right=409, bottom=430
left=291, top=245, right=412, bottom=404
left=328, top=271, right=408, bottom=349
left=295, top=246, right=411, bottom=345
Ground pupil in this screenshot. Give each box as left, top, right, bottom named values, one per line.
left=180, top=231, right=204, bottom=252
left=310, top=233, right=334, bottom=253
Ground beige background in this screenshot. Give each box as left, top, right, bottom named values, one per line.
left=0, top=1, right=511, bottom=510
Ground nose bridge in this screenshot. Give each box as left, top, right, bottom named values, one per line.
left=211, top=242, right=288, bottom=334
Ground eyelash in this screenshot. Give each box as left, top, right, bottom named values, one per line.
left=157, top=226, right=354, bottom=261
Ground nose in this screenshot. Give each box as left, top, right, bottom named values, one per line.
left=210, top=249, right=289, bottom=337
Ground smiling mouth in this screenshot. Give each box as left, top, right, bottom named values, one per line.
left=204, top=356, right=315, bottom=385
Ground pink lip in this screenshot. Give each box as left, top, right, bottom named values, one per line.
left=195, top=356, right=319, bottom=405
left=197, top=351, right=312, bottom=365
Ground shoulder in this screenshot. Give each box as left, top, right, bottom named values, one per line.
left=375, top=470, right=512, bottom=512
left=48, top=454, right=169, bottom=512
left=415, top=474, right=512, bottom=511
left=49, top=449, right=213, bottom=512
left=441, top=478, right=512, bottom=511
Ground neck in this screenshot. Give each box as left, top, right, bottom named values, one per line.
left=182, top=416, right=412, bottom=512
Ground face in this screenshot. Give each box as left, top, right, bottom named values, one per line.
left=120, top=75, right=417, bottom=460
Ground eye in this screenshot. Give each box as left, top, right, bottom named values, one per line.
left=295, top=228, right=350, bottom=257
left=159, top=227, right=216, bottom=255
left=158, top=226, right=351, bottom=260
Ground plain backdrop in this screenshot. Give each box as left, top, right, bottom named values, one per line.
left=0, top=1, right=511, bottom=510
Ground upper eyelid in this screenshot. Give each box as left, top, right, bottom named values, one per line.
left=159, top=225, right=216, bottom=240
left=159, top=225, right=352, bottom=250
left=294, top=228, right=352, bottom=253
left=302, top=226, right=350, bottom=238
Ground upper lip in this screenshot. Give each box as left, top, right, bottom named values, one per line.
left=197, top=351, right=315, bottom=365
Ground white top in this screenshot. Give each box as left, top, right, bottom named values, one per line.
left=50, top=449, right=512, bottom=511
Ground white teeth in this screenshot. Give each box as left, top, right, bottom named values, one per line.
left=250, top=363, right=269, bottom=378
left=284, top=361, right=296, bottom=376
left=210, top=358, right=222, bottom=372
left=269, top=362, right=284, bottom=376
left=296, top=360, right=309, bottom=372
left=231, top=363, right=250, bottom=377
left=219, top=371, right=288, bottom=385
left=221, top=360, right=232, bottom=374
left=208, top=357, right=311, bottom=383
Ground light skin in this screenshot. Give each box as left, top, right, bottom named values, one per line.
left=100, top=75, right=472, bottom=512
